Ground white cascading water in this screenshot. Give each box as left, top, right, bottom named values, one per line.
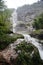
left=12, top=10, right=17, bottom=33
left=12, top=10, right=43, bottom=60
left=23, top=34, right=43, bottom=60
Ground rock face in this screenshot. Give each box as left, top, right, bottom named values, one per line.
left=0, top=52, right=11, bottom=65
left=0, top=39, right=24, bottom=65
left=17, top=0, right=43, bottom=24
left=13, top=0, right=43, bottom=33
left=14, top=23, right=33, bottom=34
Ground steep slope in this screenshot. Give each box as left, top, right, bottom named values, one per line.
left=17, top=0, right=43, bottom=23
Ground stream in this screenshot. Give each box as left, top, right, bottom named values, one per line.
left=23, top=34, right=43, bottom=60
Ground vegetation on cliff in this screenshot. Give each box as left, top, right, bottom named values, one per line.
left=33, top=14, right=43, bottom=30
left=31, top=14, right=43, bottom=40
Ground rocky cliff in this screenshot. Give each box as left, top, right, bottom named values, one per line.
left=17, top=0, right=43, bottom=24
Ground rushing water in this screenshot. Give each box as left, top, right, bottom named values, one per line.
left=12, top=10, right=43, bottom=60
left=23, top=34, right=43, bottom=60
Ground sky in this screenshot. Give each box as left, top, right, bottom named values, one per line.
left=4, top=0, right=38, bottom=9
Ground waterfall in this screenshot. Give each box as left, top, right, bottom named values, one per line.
left=12, top=10, right=43, bottom=60
left=12, top=10, right=17, bottom=33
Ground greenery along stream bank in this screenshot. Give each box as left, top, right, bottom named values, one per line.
left=30, top=13, right=43, bottom=43
left=0, top=33, right=24, bottom=50
left=0, top=41, right=43, bottom=65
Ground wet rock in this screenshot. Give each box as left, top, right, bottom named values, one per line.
left=0, top=52, right=11, bottom=65
left=0, top=38, right=24, bottom=65
left=30, top=30, right=43, bottom=40
left=39, top=40, right=43, bottom=45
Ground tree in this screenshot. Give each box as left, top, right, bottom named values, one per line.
left=0, top=0, right=6, bottom=11
left=0, top=0, right=14, bottom=50
left=33, top=13, right=43, bottom=30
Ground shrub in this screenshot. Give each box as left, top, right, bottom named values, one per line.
left=33, top=14, right=43, bottom=29
left=16, top=41, right=42, bottom=65
left=0, top=33, right=24, bottom=50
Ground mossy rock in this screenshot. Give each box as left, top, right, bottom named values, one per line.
left=13, top=33, right=24, bottom=39
left=30, top=29, right=43, bottom=40
left=15, top=41, right=43, bottom=65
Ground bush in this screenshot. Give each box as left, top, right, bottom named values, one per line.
left=16, top=41, right=42, bottom=65
left=0, top=34, right=13, bottom=50
left=0, top=33, right=24, bottom=50
left=33, top=14, right=43, bottom=30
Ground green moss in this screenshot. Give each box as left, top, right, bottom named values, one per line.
left=16, top=41, right=42, bottom=65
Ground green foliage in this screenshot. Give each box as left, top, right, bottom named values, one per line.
left=33, top=29, right=43, bottom=34
left=16, top=41, right=42, bottom=65
left=16, top=41, right=34, bottom=53
left=0, top=33, right=24, bottom=50
left=0, top=0, right=11, bottom=34
left=0, top=0, right=15, bottom=50
left=0, top=34, right=14, bottom=50
left=0, top=7, right=24, bottom=50
left=33, top=13, right=43, bottom=29
left=30, top=29, right=43, bottom=40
